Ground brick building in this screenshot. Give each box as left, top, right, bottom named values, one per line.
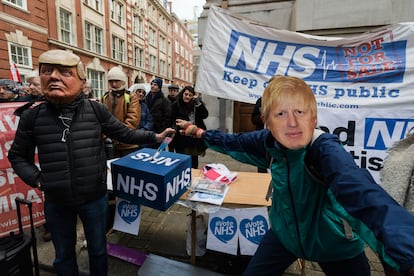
left=0, top=0, right=194, bottom=99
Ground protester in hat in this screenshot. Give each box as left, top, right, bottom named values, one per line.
left=0, top=79, right=28, bottom=102
left=171, top=86, right=208, bottom=168
left=102, top=66, right=141, bottom=157
left=8, top=49, right=175, bottom=276
left=167, top=84, right=179, bottom=103
left=0, top=80, right=18, bottom=102
left=101, top=66, right=141, bottom=234
left=176, top=75, right=414, bottom=276
left=146, top=78, right=172, bottom=147
left=131, top=84, right=153, bottom=132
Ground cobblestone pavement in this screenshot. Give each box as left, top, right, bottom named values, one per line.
left=34, top=149, right=386, bottom=275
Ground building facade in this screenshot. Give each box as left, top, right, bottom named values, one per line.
left=0, top=0, right=194, bottom=99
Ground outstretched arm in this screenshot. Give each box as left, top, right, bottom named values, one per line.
left=175, top=119, right=205, bottom=138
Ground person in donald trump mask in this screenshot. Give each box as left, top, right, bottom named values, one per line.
left=8, top=49, right=175, bottom=276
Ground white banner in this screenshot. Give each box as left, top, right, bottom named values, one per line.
left=196, top=6, right=414, bottom=182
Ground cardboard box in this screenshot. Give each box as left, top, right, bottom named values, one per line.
left=111, top=148, right=192, bottom=211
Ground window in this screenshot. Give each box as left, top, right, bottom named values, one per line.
left=112, top=36, right=125, bottom=62
left=160, top=59, right=166, bottom=76
left=175, top=40, right=179, bottom=54
left=134, top=46, right=144, bottom=68
left=181, top=63, right=184, bottom=79
left=85, top=22, right=103, bottom=54
left=159, top=35, right=166, bottom=52
left=160, top=16, right=165, bottom=29
left=149, top=5, right=156, bottom=20
left=149, top=54, right=157, bottom=73
left=175, top=61, right=179, bottom=78
left=110, top=0, right=124, bottom=25
left=4, top=0, right=27, bottom=9
left=60, top=9, right=72, bottom=44
left=87, top=69, right=105, bottom=99
left=84, top=0, right=101, bottom=12
left=149, top=27, right=156, bottom=46
left=9, top=43, right=31, bottom=67
left=133, top=15, right=144, bottom=37
left=168, top=63, right=172, bottom=79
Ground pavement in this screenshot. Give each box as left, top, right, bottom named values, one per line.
left=33, top=149, right=386, bottom=275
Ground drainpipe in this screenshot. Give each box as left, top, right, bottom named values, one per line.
left=219, top=0, right=229, bottom=132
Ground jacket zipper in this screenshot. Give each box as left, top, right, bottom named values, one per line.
left=284, top=153, right=306, bottom=258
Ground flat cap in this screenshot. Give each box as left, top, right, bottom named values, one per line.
left=39, top=50, right=81, bottom=66
left=38, top=49, right=86, bottom=79
left=168, top=84, right=179, bottom=90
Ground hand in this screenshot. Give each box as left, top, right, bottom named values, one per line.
left=155, top=128, right=176, bottom=143
left=175, top=119, right=205, bottom=138
left=175, top=119, right=192, bottom=129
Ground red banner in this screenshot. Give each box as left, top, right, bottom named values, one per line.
left=0, top=102, right=45, bottom=237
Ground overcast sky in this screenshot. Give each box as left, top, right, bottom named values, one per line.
left=171, top=0, right=206, bottom=20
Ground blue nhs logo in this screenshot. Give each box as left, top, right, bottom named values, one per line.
left=364, top=118, right=414, bottom=150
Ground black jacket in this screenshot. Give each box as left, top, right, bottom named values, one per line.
left=171, top=98, right=208, bottom=153
left=146, top=91, right=172, bottom=133
left=8, top=97, right=156, bottom=206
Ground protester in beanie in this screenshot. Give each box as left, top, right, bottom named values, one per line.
left=145, top=78, right=172, bottom=147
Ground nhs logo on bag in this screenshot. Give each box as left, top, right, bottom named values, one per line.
left=111, top=148, right=192, bottom=211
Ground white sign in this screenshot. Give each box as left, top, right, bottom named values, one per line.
left=113, top=198, right=142, bottom=235
left=207, top=207, right=269, bottom=256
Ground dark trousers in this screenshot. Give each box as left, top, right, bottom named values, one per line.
left=44, top=194, right=108, bottom=276
left=243, top=229, right=370, bottom=276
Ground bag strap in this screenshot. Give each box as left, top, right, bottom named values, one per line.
left=102, top=92, right=130, bottom=106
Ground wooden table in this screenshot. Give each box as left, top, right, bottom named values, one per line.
left=186, top=169, right=272, bottom=206
left=184, top=169, right=272, bottom=264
